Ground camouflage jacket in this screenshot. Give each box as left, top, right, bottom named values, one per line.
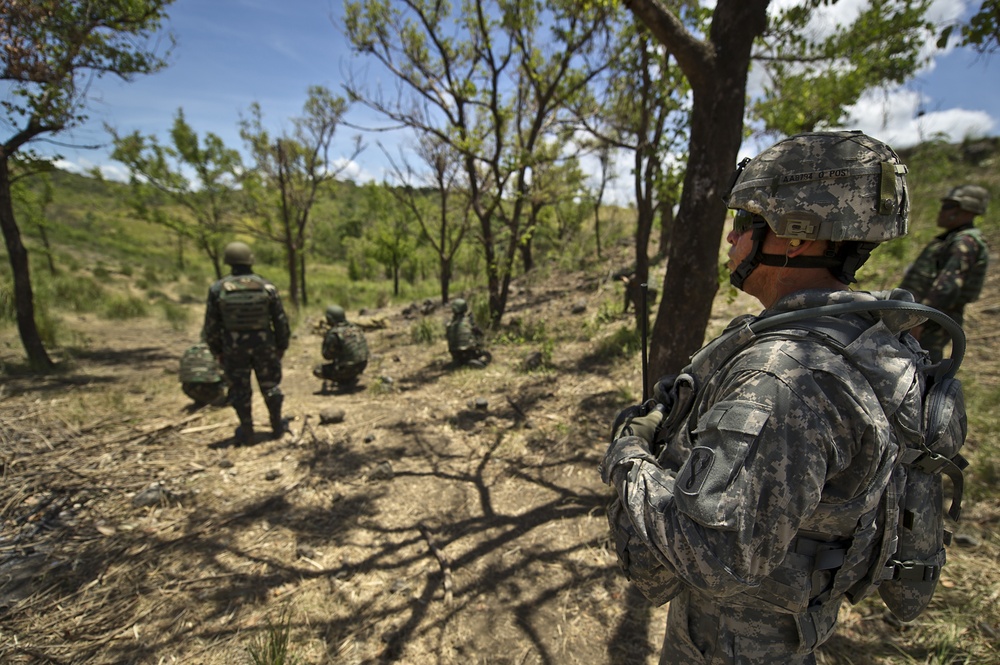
left=203, top=272, right=290, bottom=357
left=604, top=289, right=925, bottom=615
left=322, top=322, right=369, bottom=366
left=900, top=224, right=988, bottom=314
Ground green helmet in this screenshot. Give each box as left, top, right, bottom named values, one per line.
left=224, top=241, right=255, bottom=266
left=726, top=130, right=909, bottom=243
left=325, top=305, right=346, bottom=324
left=451, top=298, right=467, bottom=314
left=942, top=185, right=989, bottom=215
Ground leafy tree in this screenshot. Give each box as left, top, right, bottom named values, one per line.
left=577, top=13, right=693, bottom=333
left=12, top=171, right=56, bottom=276
left=383, top=134, right=471, bottom=303
left=939, top=0, right=1000, bottom=54
left=109, top=109, right=243, bottom=279
left=345, top=0, right=614, bottom=327
left=0, top=0, right=174, bottom=369
left=239, top=86, right=361, bottom=309
left=625, top=0, right=932, bottom=377
left=360, top=182, right=416, bottom=296
left=753, top=0, right=934, bottom=136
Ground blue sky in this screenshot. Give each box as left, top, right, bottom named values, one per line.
left=44, top=0, right=1000, bottom=203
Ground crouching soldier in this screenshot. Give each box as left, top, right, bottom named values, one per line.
left=179, top=342, right=228, bottom=407
left=313, top=305, right=369, bottom=392
left=446, top=299, right=491, bottom=368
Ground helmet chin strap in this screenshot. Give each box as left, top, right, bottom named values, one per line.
left=729, top=220, right=769, bottom=290
left=730, top=219, right=862, bottom=290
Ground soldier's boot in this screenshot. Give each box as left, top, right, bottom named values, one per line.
left=265, top=392, right=286, bottom=439
left=234, top=406, right=254, bottom=447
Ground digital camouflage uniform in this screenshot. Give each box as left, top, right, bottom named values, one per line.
left=315, top=321, right=369, bottom=385
left=602, top=131, right=930, bottom=664
left=203, top=263, right=290, bottom=442
left=179, top=342, right=227, bottom=406
left=603, top=290, right=925, bottom=664
left=901, top=225, right=988, bottom=361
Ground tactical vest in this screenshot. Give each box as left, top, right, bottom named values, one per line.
left=218, top=275, right=272, bottom=331
left=612, top=299, right=968, bottom=623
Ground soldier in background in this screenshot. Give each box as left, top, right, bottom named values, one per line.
left=179, top=342, right=228, bottom=407
left=901, top=184, right=990, bottom=361
left=203, top=241, right=291, bottom=446
left=313, top=305, right=369, bottom=392
left=446, top=298, right=491, bottom=368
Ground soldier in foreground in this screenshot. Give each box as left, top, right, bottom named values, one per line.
left=203, top=241, right=291, bottom=446
left=446, top=298, right=491, bottom=368
left=601, top=131, right=960, bottom=664
left=313, top=305, right=369, bottom=392
left=901, top=184, right=990, bottom=361
left=179, top=341, right=227, bottom=407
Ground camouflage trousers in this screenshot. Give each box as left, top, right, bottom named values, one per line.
left=658, top=589, right=841, bottom=664
left=222, top=335, right=283, bottom=423
left=919, top=308, right=964, bottom=363
left=314, top=359, right=367, bottom=384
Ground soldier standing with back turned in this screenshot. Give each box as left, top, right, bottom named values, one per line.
left=901, top=184, right=990, bottom=361
left=203, top=241, right=291, bottom=446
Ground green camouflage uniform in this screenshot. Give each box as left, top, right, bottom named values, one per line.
left=602, top=290, right=925, bottom=664
left=315, top=321, right=369, bottom=384
left=901, top=224, right=988, bottom=361
left=446, top=312, right=486, bottom=365
left=179, top=342, right=227, bottom=406
left=203, top=269, right=290, bottom=433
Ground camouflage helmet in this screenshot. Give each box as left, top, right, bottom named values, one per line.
left=451, top=298, right=468, bottom=314
left=325, top=304, right=346, bottom=325
left=726, top=130, right=909, bottom=243
left=223, top=241, right=255, bottom=266
left=942, top=185, right=989, bottom=215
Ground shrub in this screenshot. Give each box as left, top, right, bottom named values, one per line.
left=410, top=318, right=438, bottom=344
left=102, top=294, right=148, bottom=319
left=593, top=325, right=640, bottom=360
left=158, top=300, right=190, bottom=330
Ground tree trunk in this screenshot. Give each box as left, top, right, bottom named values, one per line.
left=626, top=0, right=769, bottom=378
left=440, top=256, right=452, bottom=303
left=300, top=252, right=309, bottom=307
left=38, top=223, right=56, bottom=275
left=0, top=154, right=54, bottom=369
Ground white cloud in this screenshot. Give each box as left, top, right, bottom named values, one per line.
left=842, top=88, right=995, bottom=148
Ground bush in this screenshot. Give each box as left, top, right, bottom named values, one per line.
left=102, top=294, right=148, bottom=319
left=410, top=318, right=438, bottom=344
left=158, top=300, right=190, bottom=330
left=593, top=325, right=640, bottom=361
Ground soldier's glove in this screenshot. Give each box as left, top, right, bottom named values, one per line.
left=610, top=400, right=665, bottom=443
left=600, top=401, right=664, bottom=485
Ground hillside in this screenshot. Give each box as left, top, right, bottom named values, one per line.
left=2, top=138, right=1000, bottom=664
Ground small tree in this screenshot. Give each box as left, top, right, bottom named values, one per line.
left=239, top=86, right=361, bottom=309
left=109, top=109, right=243, bottom=279
left=0, top=0, right=174, bottom=368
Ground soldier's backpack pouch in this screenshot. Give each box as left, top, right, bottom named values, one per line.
left=879, top=375, right=968, bottom=621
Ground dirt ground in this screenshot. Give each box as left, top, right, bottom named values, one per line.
left=1, top=258, right=999, bottom=664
